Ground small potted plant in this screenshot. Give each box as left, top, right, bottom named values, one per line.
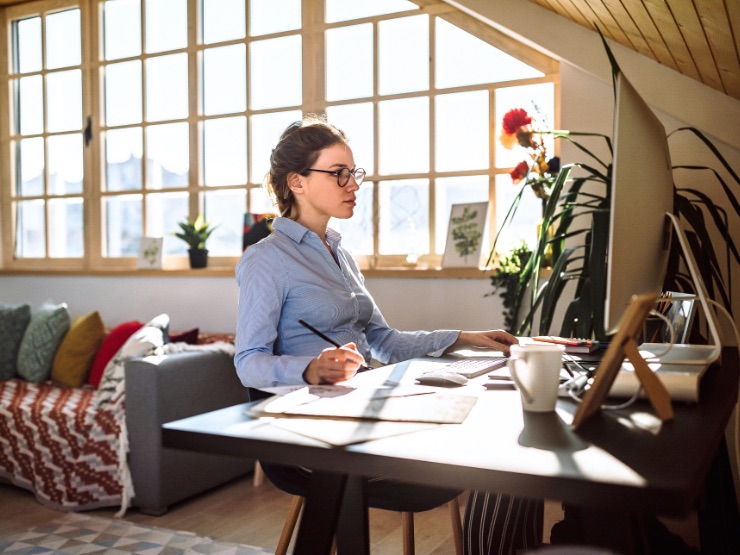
left=172, top=215, right=218, bottom=268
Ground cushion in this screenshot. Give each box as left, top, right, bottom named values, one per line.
left=87, top=320, right=144, bottom=388
left=0, top=303, right=32, bottom=380
left=168, top=327, right=199, bottom=344
left=16, top=303, right=71, bottom=383
left=95, top=313, right=170, bottom=408
left=51, top=311, right=106, bottom=388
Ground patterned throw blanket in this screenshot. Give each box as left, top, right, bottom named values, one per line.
left=0, top=379, right=124, bottom=511
left=0, top=339, right=236, bottom=515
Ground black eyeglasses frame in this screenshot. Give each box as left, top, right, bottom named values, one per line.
left=305, top=167, right=366, bottom=187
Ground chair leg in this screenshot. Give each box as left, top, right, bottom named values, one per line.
left=275, top=495, right=304, bottom=555
left=253, top=461, right=265, bottom=487
left=402, top=511, right=415, bottom=555
left=449, top=496, right=464, bottom=555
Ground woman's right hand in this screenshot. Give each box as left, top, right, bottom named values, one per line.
left=303, top=343, right=366, bottom=385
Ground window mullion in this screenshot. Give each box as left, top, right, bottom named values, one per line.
left=83, top=0, right=101, bottom=268
left=187, top=0, right=199, bottom=220
left=301, top=0, right=324, bottom=114
left=428, top=15, right=436, bottom=257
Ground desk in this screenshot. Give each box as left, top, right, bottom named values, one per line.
left=163, top=349, right=739, bottom=554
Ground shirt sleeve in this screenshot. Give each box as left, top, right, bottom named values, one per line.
left=343, top=253, right=460, bottom=363
left=234, top=244, right=314, bottom=389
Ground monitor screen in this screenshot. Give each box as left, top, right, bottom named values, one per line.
left=604, top=72, right=674, bottom=334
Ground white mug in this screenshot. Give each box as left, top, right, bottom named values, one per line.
left=508, top=343, right=565, bottom=412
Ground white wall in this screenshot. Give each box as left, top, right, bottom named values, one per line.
left=0, top=274, right=505, bottom=333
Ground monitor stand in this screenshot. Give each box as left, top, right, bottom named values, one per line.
left=572, top=214, right=724, bottom=429
left=641, top=213, right=723, bottom=366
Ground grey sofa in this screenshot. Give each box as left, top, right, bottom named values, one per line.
left=125, top=348, right=252, bottom=515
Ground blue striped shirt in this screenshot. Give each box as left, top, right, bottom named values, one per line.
left=234, top=217, right=459, bottom=388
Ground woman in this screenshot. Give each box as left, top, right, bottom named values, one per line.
left=234, top=115, right=542, bottom=553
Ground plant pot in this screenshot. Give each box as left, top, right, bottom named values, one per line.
left=188, top=248, right=209, bottom=269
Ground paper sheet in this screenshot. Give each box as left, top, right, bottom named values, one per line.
left=268, top=418, right=439, bottom=446
left=248, top=385, right=477, bottom=424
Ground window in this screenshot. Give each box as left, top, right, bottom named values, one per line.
left=0, top=0, right=558, bottom=271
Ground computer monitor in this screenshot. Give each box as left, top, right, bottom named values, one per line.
left=604, top=72, right=674, bottom=334
left=604, top=72, right=721, bottom=362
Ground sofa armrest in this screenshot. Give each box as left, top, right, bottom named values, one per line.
left=125, top=349, right=252, bottom=514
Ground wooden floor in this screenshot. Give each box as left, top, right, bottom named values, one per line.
left=0, top=477, right=699, bottom=553
left=0, top=477, right=560, bottom=554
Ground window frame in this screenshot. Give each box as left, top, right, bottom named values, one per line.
left=0, top=0, right=559, bottom=273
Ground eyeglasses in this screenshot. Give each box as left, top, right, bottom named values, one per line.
left=306, top=167, right=366, bottom=187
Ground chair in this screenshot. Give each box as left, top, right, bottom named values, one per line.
left=247, top=388, right=463, bottom=555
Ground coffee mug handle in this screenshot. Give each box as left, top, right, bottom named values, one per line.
left=508, top=356, right=533, bottom=404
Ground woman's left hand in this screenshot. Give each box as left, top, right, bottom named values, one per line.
left=446, top=330, right=519, bottom=357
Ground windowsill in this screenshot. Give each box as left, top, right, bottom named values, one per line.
left=0, top=265, right=495, bottom=279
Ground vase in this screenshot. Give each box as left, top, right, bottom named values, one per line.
left=188, top=248, right=209, bottom=269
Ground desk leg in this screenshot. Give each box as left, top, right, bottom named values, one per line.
left=556, top=505, right=651, bottom=554
left=294, top=471, right=347, bottom=555
left=579, top=511, right=651, bottom=554
left=698, top=437, right=740, bottom=554
left=335, top=476, right=370, bottom=555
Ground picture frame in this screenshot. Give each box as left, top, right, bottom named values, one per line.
left=137, top=237, right=163, bottom=269
left=441, top=202, right=489, bottom=268
left=640, top=292, right=696, bottom=344
left=242, top=213, right=276, bottom=251
left=572, top=292, right=674, bottom=430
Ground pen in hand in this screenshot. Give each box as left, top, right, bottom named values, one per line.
left=298, top=319, right=372, bottom=372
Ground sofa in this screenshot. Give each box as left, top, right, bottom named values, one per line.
left=125, top=348, right=252, bottom=515
left=0, top=302, right=253, bottom=516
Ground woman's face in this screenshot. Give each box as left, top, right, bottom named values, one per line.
left=294, top=142, right=361, bottom=224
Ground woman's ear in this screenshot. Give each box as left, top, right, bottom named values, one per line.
left=287, top=172, right=304, bottom=196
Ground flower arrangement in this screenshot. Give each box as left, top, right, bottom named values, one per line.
left=500, top=107, right=560, bottom=203
left=486, top=32, right=738, bottom=344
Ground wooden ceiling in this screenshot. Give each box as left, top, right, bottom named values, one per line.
left=1, top=0, right=738, bottom=102
left=528, top=0, right=740, bottom=102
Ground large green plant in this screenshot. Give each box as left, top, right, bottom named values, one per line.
left=487, top=243, right=532, bottom=333
left=490, top=34, right=738, bottom=341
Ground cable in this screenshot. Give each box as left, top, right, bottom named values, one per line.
left=641, top=308, right=677, bottom=358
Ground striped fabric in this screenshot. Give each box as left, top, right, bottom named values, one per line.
left=463, top=491, right=544, bottom=554
left=0, top=379, right=124, bottom=511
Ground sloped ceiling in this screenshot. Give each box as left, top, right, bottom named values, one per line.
left=528, top=0, right=740, bottom=102
left=2, top=0, right=738, bottom=103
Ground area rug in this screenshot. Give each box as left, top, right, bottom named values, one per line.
left=0, top=513, right=273, bottom=554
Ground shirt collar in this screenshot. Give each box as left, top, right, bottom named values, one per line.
left=274, top=217, right=343, bottom=247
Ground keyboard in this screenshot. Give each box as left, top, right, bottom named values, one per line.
left=440, top=357, right=510, bottom=378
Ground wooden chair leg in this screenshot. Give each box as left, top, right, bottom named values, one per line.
left=449, top=496, right=464, bottom=555
left=275, top=495, right=304, bottom=555
left=402, top=511, right=415, bottom=555
left=252, top=461, right=265, bottom=487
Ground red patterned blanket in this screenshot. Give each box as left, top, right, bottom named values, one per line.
left=0, top=379, right=124, bottom=511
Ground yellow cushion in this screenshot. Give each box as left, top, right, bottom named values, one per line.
left=51, top=311, right=106, bottom=388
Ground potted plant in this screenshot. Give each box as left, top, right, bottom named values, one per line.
left=488, top=33, right=738, bottom=342
left=487, top=243, right=532, bottom=333
left=172, top=215, right=218, bottom=269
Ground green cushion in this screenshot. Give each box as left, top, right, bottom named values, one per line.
left=17, top=303, right=71, bottom=383
left=0, top=303, right=32, bottom=380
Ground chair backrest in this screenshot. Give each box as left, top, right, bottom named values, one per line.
left=247, top=387, right=273, bottom=403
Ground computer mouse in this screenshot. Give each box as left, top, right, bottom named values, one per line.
left=415, top=372, right=468, bottom=387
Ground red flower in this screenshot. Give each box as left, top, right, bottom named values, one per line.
left=509, top=161, right=529, bottom=183
left=502, top=108, right=532, bottom=135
